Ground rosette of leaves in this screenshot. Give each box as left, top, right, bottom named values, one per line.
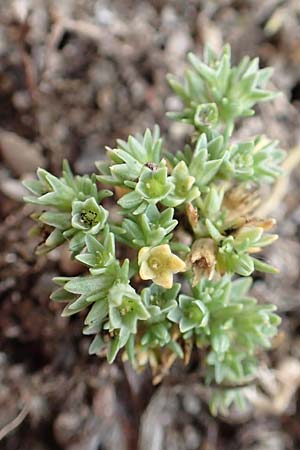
left=98, top=126, right=201, bottom=212
left=113, top=205, right=178, bottom=248
left=216, top=225, right=278, bottom=276
left=203, top=219, right=278, bottom=277
left=166, top=132, right=284, bottom=190
left=168, top=294, right=209, bottom=333
left=141, top=284, right=180, bottom=352
left=132, top=284, right=184, bottom=373
left=23, top=161, right=111, bottom=254
left=165, top=133, right=227, bottom=190
left=167, top=44, right=277, bottom=128
left=118, top=164, right=174, bottom=214
left=50, top=229, right=120, bottom=322
left=96, top=126, right=163, bottom=186
left=163, top=161, right=200, bottom=207
left=105, top=283, right=150, bottom=363
left=219, top=136, right=285, bottom=183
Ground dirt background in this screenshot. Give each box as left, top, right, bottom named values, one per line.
left=1, top=1, right=300, bottom=449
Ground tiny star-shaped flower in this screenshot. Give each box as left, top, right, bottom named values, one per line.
left=138, top=244, right=186, bottom=289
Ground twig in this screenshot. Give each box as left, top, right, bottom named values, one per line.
left=0, top=404, right=29, bottom=441
left=255, top=145, right=300, bottom=217
left=164, top=372, right=257, bottom=389
left=46, top=16, right=134, bottom=67
left=60, top=18, right=107, bottom=41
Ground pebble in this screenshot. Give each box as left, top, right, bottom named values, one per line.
left=0, top=130, right=46, bottom=177
left=166, top=29, right=192, bottom=59
left=0, top=172, right=27, bottom=201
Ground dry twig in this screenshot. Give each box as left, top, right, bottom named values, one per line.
left=0, top=403, right=29, bottom=441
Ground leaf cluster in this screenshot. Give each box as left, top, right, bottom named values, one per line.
left=167, top=44, right=277, bottom=127
left=24, top=44, right=285, bottom=415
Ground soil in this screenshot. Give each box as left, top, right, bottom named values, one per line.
left=1, top=1, right=300, bottom=450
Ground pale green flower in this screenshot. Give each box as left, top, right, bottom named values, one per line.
left=71, top=197, right=108, bottom=234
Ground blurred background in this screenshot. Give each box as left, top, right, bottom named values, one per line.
left=1, top=1, right=300, bottom=449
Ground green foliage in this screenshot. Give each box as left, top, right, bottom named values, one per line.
left=140, top=284, right=182, bottom=354
left=96, top=126, right=162, bottom=186
left=166, top=132, right=284, bottom=188
left=24, top=44, right=286, bottom=416
left=170, top=275, right=280, bottom=413
left=167, top=44, right=277, bottom=127
left=24, top=161, right=111, bottom=254
left=118, top=164, right=173, bottom=214
left=219, top=136, right=285, bottom=183
left=114, top=205, right=177, bottom=248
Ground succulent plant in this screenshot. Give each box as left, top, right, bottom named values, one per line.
left=24, top=44, right=285, bottom=415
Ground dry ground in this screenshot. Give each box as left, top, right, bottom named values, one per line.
left=1, top=1, right=300, bottom=449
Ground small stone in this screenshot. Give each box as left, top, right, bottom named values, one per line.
left=183, top=425, right=202, bottom=450
left=92, top=385, right=116, bottom=419
left=12, top=90, right=32, bottom=110
left=182, top=390, right=202, bottom=415
left=53, top=412, right=82, bottom=447
left=166, top=29, right=192, bottom=59
left=0, top=130, right=46, bottom=177
left=0, top=174, right=27, bottom=201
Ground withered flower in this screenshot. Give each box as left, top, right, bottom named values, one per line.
left=186, top=202, right=199, bottom=231
left=186, top=238, right=217, bottom=285
left=223, top=185, right=261, bottom=229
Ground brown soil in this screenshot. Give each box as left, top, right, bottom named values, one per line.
left=1, top=1, right=300, bottom=449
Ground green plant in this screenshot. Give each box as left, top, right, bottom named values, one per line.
left=24, top=44, right=285, bottom=414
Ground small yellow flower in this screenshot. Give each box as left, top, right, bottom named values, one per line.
left=138, top=244, right=186, bottom=289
